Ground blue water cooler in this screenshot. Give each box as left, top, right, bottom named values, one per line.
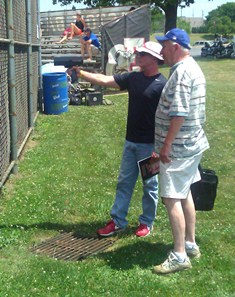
left=42, top=72, right=68, bottom=115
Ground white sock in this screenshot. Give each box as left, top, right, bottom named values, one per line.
left=173, top=251, right=187, bottom=262
left=185, top=241, right=198, bottom=249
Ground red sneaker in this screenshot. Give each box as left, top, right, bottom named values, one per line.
left=135, top=224, right=152, bottom=237
left=97, top=220, right=123, bottom=237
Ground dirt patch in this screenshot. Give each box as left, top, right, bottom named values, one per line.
left=18, top=138, right=38, bottom=161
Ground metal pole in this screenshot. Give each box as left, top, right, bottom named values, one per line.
left=37, top=0, right=43, bottom=112
left=27, top=0, right=34, bottom=128
left=6, top=0, right=18, bottom=174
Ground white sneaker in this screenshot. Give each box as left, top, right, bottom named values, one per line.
left=153, top=251, right=192, bottom=274
left=186, top=244, right=201, bottom=259
left=84, top=59, right=96, bottom=63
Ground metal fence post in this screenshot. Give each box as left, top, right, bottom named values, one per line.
left=6, top=0, right=18, bottom=174
left=26, top=0, right=34, bottom=128
left=37, top=0, right=43, bottom=112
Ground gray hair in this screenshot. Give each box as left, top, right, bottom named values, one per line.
left=171, top=41, right=190, bottom=53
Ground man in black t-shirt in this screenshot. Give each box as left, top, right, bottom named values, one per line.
left=70, top=42, right=167, bottom=238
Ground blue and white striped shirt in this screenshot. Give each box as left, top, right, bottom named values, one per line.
left=155, top=56, right=209, bottom=158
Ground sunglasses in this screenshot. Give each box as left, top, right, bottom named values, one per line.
left=136, top=52, right=149, bottom=57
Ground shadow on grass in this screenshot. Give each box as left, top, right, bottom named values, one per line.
left=0, top=221, right=173, bottom=269
left=95, top=241, right=173, bottom=270
left=0, top=220, right=167, bottom=238
left=0, top=221, right=102, bottom=237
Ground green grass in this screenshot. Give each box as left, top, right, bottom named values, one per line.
left=151, top=33, right=222, bottom=44
left=0, top=57, right=235, bottom=296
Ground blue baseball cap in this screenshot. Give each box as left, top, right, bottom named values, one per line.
left=156, top=28, right=191, bottom=50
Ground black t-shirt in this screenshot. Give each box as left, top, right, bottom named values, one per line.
left=75, top=20, right=84, bottom=31
left=114, top=71, right=167, bottom=143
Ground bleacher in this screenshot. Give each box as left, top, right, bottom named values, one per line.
left=41, top=37, right=80, bottom=63
left=40, top=5, right=135, bottom=71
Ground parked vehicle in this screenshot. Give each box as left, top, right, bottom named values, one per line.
left=201, top=40, right=234, bottom=58
left=193, top=40, right=211, bottom=47
left=201, top=41, right=218, bottom=57
left=215, top=42, right=234, bottom=58
left=218, top=37, right=228, bottom=44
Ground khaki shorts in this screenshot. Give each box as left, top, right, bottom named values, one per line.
left=159, top=153, right=202, bottom=199
left=91, top=45, right=100, bottom=56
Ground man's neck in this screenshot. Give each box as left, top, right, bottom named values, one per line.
left=172, top=52, right=190, bottom=66
left=143, top=65, right=159, bottom=77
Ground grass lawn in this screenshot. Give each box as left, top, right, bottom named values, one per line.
left=0, top=56, right=234, bottom=296
left=151, top=33, right=216, bottom=44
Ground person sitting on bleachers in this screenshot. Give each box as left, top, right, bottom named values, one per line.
left=56, top=27, right=72, bottom=44
left=68, top=13, right=86, bottom=40
left=56, top=13, right=86, bottom=44
left=81, top=28, right=101, bottom=62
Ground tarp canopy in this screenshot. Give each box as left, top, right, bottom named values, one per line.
left=101, top=5, right=151, bottom=75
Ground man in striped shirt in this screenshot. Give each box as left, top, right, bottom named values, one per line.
left=153, top=28, right=209, bottom=274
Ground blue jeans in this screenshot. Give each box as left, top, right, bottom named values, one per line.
left=110, top=140, right=159, bottom=229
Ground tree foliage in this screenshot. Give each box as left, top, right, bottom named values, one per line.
left=177, top=17, right=191, bottom=33
left=206, top=2, right=235, bottom=23
left=53, top=0, right=195, bottom=9
left=205, top=2, right=235, bottom=35
left=151, top=8, right=165, bottom=33
left=52, top=0, right=200, bottom=32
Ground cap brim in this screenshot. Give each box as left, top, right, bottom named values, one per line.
left=155, top=36, right=169, bottom=43
left=156, top=36, right=191, bottom=50
left=135, top=47, right=164, bottom=61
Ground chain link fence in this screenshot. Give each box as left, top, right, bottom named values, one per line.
left=0, top=0, right=40, bottom=187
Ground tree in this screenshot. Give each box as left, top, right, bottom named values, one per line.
left=151, top=7, right=165, bottom=33
left=177, top=17, right=191, bottom=34
left=205, top=2, right=235, bottom=35
left=52, top=0, right=207, bottom=32
left=208, top=16, right=234, bottom=36
left=206, top=2, right=235, bottom=23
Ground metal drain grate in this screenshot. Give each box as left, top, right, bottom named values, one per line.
left=30, top=232, right=114, bottom=261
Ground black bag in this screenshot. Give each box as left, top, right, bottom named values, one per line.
left=191, top=165, right=218, bottom=211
